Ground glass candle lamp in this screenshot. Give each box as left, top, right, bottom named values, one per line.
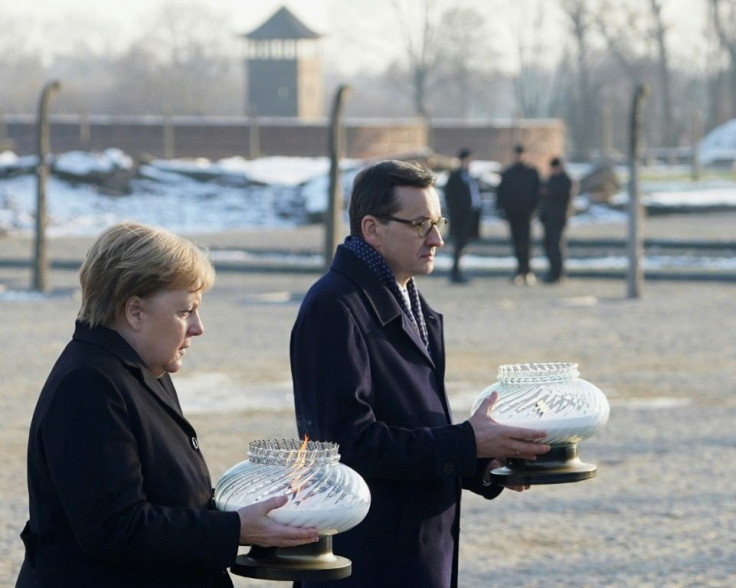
left=472, top=362, right=610, bottom=485
left=215, top=439, right=371, bottom=581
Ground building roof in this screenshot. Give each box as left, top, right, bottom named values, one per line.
left=243, top=6, right=322, bottom=40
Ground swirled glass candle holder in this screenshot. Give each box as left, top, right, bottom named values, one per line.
left=472, top=362, right=610, bottom=484
left=215, top=439, right=370, bottom=535
left=215, top=439, right=371, bottom=581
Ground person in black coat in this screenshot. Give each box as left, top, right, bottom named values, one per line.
left=443, top=148, right=482, bottom=283
left=16, top=222, right=318, bottom=588
left=539, top=157, right=574, bottom=283
left=290, top=160, right=550, bottom=588
left=495, top=144, right=541, bottom=285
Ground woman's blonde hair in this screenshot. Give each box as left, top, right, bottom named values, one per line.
left=78, top=222, right=216, bottom=327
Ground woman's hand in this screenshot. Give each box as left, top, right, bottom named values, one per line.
left=237, top=495, right=319, bottom=547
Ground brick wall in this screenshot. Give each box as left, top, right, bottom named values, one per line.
left=1, top=116, right=565, bottom=168
left=429, top=119, right=566, bottom=172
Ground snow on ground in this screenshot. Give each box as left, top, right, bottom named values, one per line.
left=699, top=118, right=736, bottom=166
left=1, top=150, right=736, bottom=238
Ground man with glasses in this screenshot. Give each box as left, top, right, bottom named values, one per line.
left=290, top=160, right=549, bottom=588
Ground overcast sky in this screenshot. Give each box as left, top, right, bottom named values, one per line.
left=0, top=0, right=708, bottom=75
left=0, top=0, right=329, bottom=31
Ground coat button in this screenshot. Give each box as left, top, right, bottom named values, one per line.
left=191, top=436, right=199, bottom=449
left=442, top=462, right=455, bottom=475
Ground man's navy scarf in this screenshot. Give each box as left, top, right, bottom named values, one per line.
left=342, top=236, right=429, bottom=348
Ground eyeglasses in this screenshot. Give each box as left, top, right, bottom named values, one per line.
left=379, top=215, right=448, bottom=238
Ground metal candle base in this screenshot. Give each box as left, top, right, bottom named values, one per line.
left=230, top=535, right=351, bottom=581
left=490, top=444, right=597, bottom=485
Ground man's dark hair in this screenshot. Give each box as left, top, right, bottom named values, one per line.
left=514, top=144, right=525, bottom=155
left=550, top=157, right=562, bottom=167
left=349, top=160, right=436, bottom=237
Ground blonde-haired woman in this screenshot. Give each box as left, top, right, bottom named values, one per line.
left=17, top=222, right=317, bottom=588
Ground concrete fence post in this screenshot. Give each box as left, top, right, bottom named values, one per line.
left=33, top=80, right=61, bottom=292
left=626, top=84, right=650, bottom=299
left=324, top=84, right=351, bottom=270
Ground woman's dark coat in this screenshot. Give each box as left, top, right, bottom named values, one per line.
left=17, top=322, right=241, bottom=588
left=290, top=246, right=502, bottom=588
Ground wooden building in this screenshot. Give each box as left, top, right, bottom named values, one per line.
left=241, top=7, right=325, bottom=119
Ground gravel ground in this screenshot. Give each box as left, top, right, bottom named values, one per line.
left=1, top=213, right=734, bottom=587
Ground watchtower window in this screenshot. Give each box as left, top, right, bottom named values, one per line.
left=270, top=40, right=283, bottom=59
left=256, top=41, right=269, bottom=59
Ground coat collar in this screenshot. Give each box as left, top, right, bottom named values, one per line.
left=72, top=321, right=187, bottom=422
left=330, top=246, right=443, bottom=368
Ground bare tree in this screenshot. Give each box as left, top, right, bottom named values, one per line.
left=594, top=1, right=646, bottom=79
left=513, top=2, right=551, bottom=118
left=648, top=0, right=676, bottom=146
left=122, top=1, right=237, bottom=115
left=0, top=15, right=46, bottom=113
left=594, top=0, right=682, bottom=147
left=432, top=6, right=496, bottom=118
left=106, top=46, right=165, bottom=114
left=559, top=0, right=597, bottom=158
left=387, top=0, right=444, bottom=119
left=382, top=0, right=497, bottom=120
left=709, top=0, right=736, bottom=123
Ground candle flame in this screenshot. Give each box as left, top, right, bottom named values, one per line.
left=288, top=435, right=310, bottom=504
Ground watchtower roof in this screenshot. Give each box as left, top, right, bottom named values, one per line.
left=243, top=6, right=322, bottom=40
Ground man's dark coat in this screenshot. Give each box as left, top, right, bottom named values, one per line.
left=495, top=162, right=541, bottom=216
left=540, top=170, right=574, bottom=280
left=496, top=162, right=542, bottom=275
left=444, top=168, right=480, bottom=242
left=539, top=171, right=573, bottom=225
left=17, top=322, right=240, bottom=588
left=290, top=246, right=502, bottom=588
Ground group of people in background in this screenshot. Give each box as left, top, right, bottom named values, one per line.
left=444, top=144, right=574, bottom=285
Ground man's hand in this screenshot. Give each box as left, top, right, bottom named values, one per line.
left=482, top=459, right=531, bottom=492
left=468, top=391, right=551, bottom=460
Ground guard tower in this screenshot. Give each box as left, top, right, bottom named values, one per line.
left=241, top=6, right=324, bottom=119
